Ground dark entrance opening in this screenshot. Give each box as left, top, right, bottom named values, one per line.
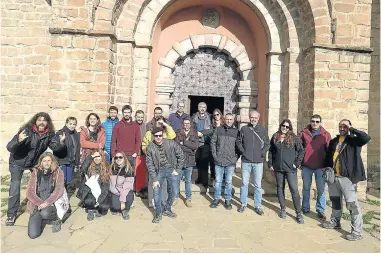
left=188, top=95, right=224, bottom=116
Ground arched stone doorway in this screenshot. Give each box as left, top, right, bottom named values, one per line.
left=170, top=48, right=240, bottom=115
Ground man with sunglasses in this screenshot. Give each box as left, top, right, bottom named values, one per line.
left=146, top=127, right=184, bottom=223
left=322, top=119, right=370, bottom=241
left=299, top=114, right=331, bottom=220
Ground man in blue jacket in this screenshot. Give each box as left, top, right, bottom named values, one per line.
left=102, top=106, right=119, bottom=163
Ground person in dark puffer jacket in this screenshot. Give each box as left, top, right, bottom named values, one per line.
left=6, top=112, right=66, bottom=226
left=209, top=113, right=239, bottom=210
left=77, top=150, right=111, bottom=221
left=268, top=119, right=305, bottom=224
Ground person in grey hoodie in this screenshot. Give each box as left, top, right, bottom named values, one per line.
left=209, top=114, right=239, bottom=210
left=236, top=110, right=270, bottom=215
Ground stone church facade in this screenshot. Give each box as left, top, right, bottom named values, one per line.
left=1, top=0, right=380, bottom=197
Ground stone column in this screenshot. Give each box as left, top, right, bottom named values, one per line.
left=237, top=80, right=258, bottom=126
left=155, top=78, right=175, bottom=118
left=131, top=47, right=150, bottom=113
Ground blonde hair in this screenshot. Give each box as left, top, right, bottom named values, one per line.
left=110, top=151, right=133, bottom=173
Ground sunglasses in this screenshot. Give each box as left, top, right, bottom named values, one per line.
left=281, top=124, right=290, bottom=129
left=154, top=134, right=163, bottom=137
left=311, top=120, right=320, bottom=124
left=114, top=156, right=123, bottom=160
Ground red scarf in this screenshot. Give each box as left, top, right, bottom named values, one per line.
left=32, top=125, right=49, bottom=136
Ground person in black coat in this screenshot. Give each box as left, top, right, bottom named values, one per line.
left=54, top=117, right=80, bottom=191
left=268, top=119, right=305, bottom=224
left=76, top=150, right=111, bottom=221
left=6, top=112, right=66, bottom=226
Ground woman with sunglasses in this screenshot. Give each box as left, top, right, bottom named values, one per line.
left=209, top=109, right=225, bottom=186
left=268, top=119, right=305, bottom=224
left=77, top=150, right=111, bottom=221
left=109, top=151, right=135, bottom=220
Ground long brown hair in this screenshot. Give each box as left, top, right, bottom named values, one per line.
left=212, top=109, right=225, bottom=128
left=85, top=113, right=103, bottom=132
left=274, top=119, right=295, bottom=147
left=110, top=151, right=133, bottom=174
left=20, top=112, right=55, bottom=133
left=88, top=150, right=111, bottom=182
left=34, top=152, right=60, bottom=184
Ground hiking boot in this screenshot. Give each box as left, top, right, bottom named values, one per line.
left=317, top=212, right=327, bottom=220
left=210, top=199, right=220, bottom=208
left=185, top=199, right=192, bottom=207
left=52, top=220, right=62, bottom=233
left=225, top=200, right=233, bottom=210
left=152, top=213, right=162, bottom=223
left=5, top=216, right=15, bottom=226
left=238, top=206, right=246, bottom=213
left=296, top=213, right=304, bottom=224
left=322, top=221, right=342, bottom=229
left=162, top=210, right=177, bottom=218
left=87, top=210, right=95, bottom=221
left=121, top=210, right=130, bottom=220
left=345, top=233, right=363, bottom=241
left=279, top=209, right=286, bottom=219
left=254, top=207, right=264, bottom=216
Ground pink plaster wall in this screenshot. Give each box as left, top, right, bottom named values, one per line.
left=149, top=0, right=268, bottom=125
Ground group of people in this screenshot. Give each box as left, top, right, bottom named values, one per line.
left=5, top=102, right=370, bottom=242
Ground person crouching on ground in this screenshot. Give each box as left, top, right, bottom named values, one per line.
left=109, top=151, right=135, bottom=220
left=26, top=152, right=65, bottom=239
left=77, top=150, right=111, bottom=221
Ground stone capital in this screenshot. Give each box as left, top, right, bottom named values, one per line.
left=237, top=87, right=258, bottom=96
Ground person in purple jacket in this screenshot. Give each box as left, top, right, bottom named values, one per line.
left=168, top=102, right=189, bottom=132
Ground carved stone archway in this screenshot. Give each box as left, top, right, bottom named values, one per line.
left=154, top=34, right=257, bottom=123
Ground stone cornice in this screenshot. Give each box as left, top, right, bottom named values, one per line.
left=303, top=43, right=374, bottom=54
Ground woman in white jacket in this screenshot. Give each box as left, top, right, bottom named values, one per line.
left=109, top=151, right=135, bottom=220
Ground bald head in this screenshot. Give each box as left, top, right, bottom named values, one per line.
left=249, top=110, right=260, bottom=126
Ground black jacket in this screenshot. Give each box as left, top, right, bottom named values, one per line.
left=76, top=155, right=110, bottom=204
left=325, top=128, right=370, bottom=184
left=53, top=127, right=80, bottom=167
left=111, top=165, right=134, bottom=177
left=175, top=129, right=199, bottom=167
left=236, top=124, right=270, bottom=163
left=7, top=127, right=66, bottom=171
left=268, top=134, right=304, bottom=172
left=211, top=125, right=240, bottom=167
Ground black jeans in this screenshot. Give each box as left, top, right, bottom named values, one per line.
left=209, top=159, right=216, bottom=180
left=127, top=155, right=136, bottom=191
left=7, top=162, right=26, bottom=217
left=275, top=171, right=301, bottom=213
left=110, top=191, right=134, bottom=212
left=83, top=193, right=110, bottom=215
left=196, top=145, right=210, bottom=188
left=28, top=206, right=57, bottom=239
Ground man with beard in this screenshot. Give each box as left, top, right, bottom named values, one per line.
left=102, top=106, right=119, bottom=163
left=146, top=107, right=169, bottom=131
left=111, top=105, right=141, bottom=168
left=135, top=110, right=146, bottom=149
left=6, top=112, right=66, bottom=226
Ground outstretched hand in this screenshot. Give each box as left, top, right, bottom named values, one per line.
left=18, top=130, right=28, bottom=143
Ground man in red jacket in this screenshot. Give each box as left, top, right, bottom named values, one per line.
left=111, top=105, right=141, bottom=168
left=299, top=114, right=331, bottom=220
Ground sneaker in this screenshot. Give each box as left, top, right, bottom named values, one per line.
left=210, top=199, right=220, bottom=208
left=52, top=220, right=62, bottom=233
left=296, top=213, right=304, bottom=224
left=87, top=210, right=95, bottom=221
left=345, top=233, right=363, bottom=241
left=322, top=221, right=341, bottom=229
left=185, top=199, right=192, bottom=207
left=173, top=198, right=178, bottom=207
left=152, top=213, right=162, bottom=223
left=254, top=207, right=264, bottom=216
left=279, top=209, right=286, bottom=219
left=121, top=210, right=130, bottom=220
left=5, top=216, right=15, bottom=226
left=162, top=210, right=177, bottom=218
left=238, top=206, right=246, bottom=213
left=225, top=200, right=233, bottom=210
left=317, top=212, right=326, bottom=220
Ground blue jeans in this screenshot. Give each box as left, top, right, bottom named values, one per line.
left=214, top=165, right=235, bottom=201
left=240, top=162, right=263, bottom=208
left=60, top=165, right=74, bottom=185
left=177, top=167, right=193, bottom=200
left=153, top=168, right=177, bottom=215
left=302, top=167, right=326, bottom=213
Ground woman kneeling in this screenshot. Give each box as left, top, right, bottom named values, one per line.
left=77, top=150, right=111, bottom=221
left=109, top=151, right=135, bottom=220
left=27, top=152, right=65, bottom=239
